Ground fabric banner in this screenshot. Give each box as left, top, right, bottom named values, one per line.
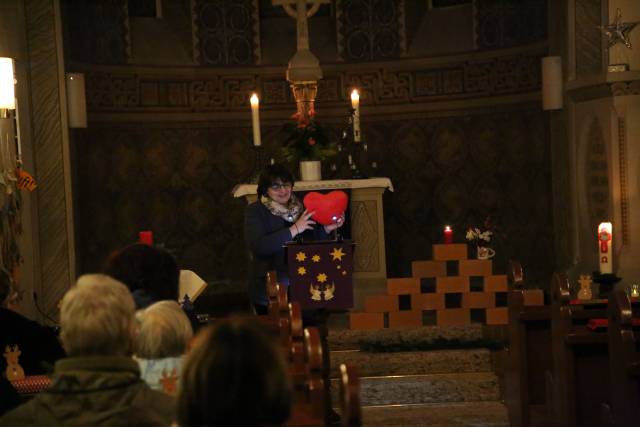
left=287, top=240, right=354, bottom=309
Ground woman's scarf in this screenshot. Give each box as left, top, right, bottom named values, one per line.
left=261, top=193, right=303, bottom=223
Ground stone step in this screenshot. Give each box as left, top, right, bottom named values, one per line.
left=328, top=325, right=485, bottom=351
left=330, top=372, right=500, bottom=406
left=355, top=401, right=509, bottom=426
left=330, top=348, right=492, bottom=378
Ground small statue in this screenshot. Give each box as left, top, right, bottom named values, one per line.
left=323, top=283, right=335, bottom=301
left=4, top=344, right=25, bottom=381
left=577, top=275, right=593, bottom=301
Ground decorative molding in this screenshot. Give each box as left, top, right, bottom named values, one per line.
left=610, top=81, right=640, bottom=96
left=617, top=117, right=629, bottom=245
left=81, top=46, right=543, bottom=114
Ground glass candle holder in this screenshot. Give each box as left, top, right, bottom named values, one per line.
left=630, top=284, right=640, bottom=298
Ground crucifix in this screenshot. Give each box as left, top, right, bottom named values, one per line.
left=273, top=0, right=330, bottom=120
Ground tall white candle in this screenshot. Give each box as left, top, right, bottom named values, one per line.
left=250, top=93, right=261, bottom=147
left=598, top=222, right=612, bottom=274
left=350, top=89, right=361, bottom=142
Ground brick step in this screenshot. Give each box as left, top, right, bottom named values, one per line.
left=330, top=371, right=500, bottom=406
left=329, top=348, right=492, bottom=378
left=328, top=325, right=485, bottom=351
left=349, top=401, right=509, bottom=426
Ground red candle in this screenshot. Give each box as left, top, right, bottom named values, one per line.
left=139, top=230, right=153, bottom=246
left=444, top=226, right=453, bottom=244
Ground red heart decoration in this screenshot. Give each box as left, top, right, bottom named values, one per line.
left=303, top=191, right=348, bottom=226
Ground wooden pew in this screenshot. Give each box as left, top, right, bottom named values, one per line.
left=607, top=288, right=640, bottom=427
left=505, top=261, right=552, bottom=427
left=551, top=272, right=610, bottom=427
left=339, top=364, right=362, bottom=427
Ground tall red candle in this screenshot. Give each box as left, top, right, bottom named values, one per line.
left=139, top=230, right=153, bottom=246
left=444, top=226, right=453, bottom=244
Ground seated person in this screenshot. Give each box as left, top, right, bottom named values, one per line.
left=134, top=300, right=193, bottom=395
left=177, top=318, right=291, bottom=427
left=0, top=274, right=175, bottom=426
left=104, top=243, right=179, bottom=309
left=0, top=268, right=64, bottom=376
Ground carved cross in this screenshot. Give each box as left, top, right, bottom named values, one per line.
left=273, top=0, right=330, bottom=51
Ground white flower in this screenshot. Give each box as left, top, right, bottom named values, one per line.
left=465, top=229, right=475, bottom=241
left=478, top=231, right=492, bottom=242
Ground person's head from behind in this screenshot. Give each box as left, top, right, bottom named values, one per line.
left=60, top=274, right=135, bottom=357
left=103, top=243, right=179, bottom=308
left=257, top=163, right=294, bottom=205
left=135, top=300, right=193, bottom=359
left=178, top=317, right=292, bottom=427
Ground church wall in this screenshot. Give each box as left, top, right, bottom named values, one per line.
left=60, top=0, right=554, bottom=307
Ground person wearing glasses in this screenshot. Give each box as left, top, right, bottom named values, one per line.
left=244, top=163, right=343, bottom=315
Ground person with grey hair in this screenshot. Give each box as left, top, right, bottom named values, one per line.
left=0, top=274, right=176, bottom=426
left=134, top=300, right=193, bottom=395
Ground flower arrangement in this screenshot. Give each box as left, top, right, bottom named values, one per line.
left=466, top=217, right=501, bottom=260
left=281, top=108, right=337, bottom=162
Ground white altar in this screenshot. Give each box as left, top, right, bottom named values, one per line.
left=233, top=178, right=393, bottom=309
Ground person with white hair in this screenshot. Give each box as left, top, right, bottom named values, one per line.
left=135, top=300, right=193, bottom=395
left=0, top=274, right=175, bottom=426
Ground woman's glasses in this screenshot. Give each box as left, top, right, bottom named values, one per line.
left=269, top=182, right=292, bottom=191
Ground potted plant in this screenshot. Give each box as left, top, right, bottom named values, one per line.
left=281, top=108, right=337, bottom=181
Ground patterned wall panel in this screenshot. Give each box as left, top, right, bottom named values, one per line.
left=337, top=0, right=405, bottom=61
left=585, top=118, right=610, bottom=227
left=82, top=48, right=542, bottom=113
left=75, top=107, right=554, bottom=293
left=25, top=0, right=72, bottom=319
left=575, top=0, right=602, bottom=76
left=193, top=0, right=257, bottom=65
left=62, top=0, right=129, bottom=64
left=475, top=0, right=547, bottom=49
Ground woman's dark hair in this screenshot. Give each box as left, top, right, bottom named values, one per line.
left=256, top=163, right=294, bottom=198
left=178, top=318, right=292, bottom=427
left=103, top=243, right=179, bottom=307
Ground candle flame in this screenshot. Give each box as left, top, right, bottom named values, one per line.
left=250, top=93, right=259, bottom=106
left=350, top=89, right=359, bottom=101
left=444, top=226, right=451, bottom=231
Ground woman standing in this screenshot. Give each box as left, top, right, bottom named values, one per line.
left=244, top=164, right=342, bottom=315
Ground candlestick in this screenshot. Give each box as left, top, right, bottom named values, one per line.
left=444, top=226, right=453, bottom=244
left=250, top=93, right=261, bottom=147
left=598, top=222, right=612, bottom=274
left=350, top=89, right=361, bottom=142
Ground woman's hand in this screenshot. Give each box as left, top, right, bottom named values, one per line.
left=323, top=214, right=345, bottom=233
left=290, top=209, right=316, bottom=238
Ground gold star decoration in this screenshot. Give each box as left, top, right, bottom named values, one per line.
left=342, top=270, right=347, bottom=276
left=312, top=254, right=321, bottom=262
left=317, top=273, right=328, bottom=283
left=298, top=267, right=307, bottom=275
left=336, top=265, right=341, bottom=269
left=601, top=8, right=638, bottom=49
left=295, top=252, right=307, bottom=262
left=330, top=247, right=345, bottom=261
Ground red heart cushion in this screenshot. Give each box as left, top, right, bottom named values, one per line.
left=303, top=191, right=348, bottom=226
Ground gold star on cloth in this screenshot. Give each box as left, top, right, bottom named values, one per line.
left=295, top=252, right=307, bottom=262
left=330, top=247, right=345, bottom=261
left=298, top=267, right=307, bottom=275
left=601, top=8, right=638, bottom=49
left=317, top=273, right=328, bottom=283
left=312, top=254, right=321, bottom=262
